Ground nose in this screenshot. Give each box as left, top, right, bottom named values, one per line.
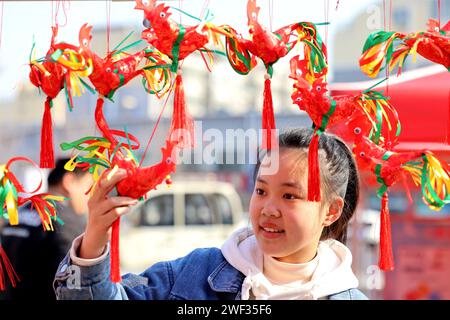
left=261, top=202, right=281, bottom=218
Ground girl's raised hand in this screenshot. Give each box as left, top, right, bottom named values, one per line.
left=79, top=169, right=138, bottom=259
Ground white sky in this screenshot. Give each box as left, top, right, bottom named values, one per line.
left=0, top=0, right=376, bottom=101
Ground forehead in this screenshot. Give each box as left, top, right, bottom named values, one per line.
left=258, top=148, right=308, bottom=181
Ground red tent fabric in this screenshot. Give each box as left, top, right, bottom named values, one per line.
left=330, top=66, right=450, bottom=157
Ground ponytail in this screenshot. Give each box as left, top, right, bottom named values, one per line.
left=321, top=138, right=360, bottom=243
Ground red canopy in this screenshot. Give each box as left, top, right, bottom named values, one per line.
left=330, top=66, right=450, bottom=157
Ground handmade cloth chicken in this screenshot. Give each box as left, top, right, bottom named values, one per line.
left=360, top=19, right=450, bottom=78
left=353, top=135, right=450, bottom=270
left=135, top=0, right=231, bottom=149
left=29, top=25, right=94, bottom=168
left=68, top=23, right=179, bottom=282
left=290, top=53, right=400, bottom=201
left=227, top=0, right=328, bottom=150
left=29, top=27, right=65, bottom=169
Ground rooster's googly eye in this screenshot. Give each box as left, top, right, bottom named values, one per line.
left=82, top=39, right=88, bottom=47
left=106, top=67, right=111, bottom=72
left=359, top=152, right=365, bottom=157
left=160, top=12, right=166, bottom=18
left=354, top=127, right=362, bottom=135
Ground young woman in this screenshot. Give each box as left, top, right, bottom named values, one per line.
left=54, top=128, right=367, bottom=300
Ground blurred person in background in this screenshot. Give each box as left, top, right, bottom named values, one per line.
left=0, top=158, right=92, bottom=300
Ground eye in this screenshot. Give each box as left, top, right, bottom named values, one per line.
left=255, top=188, right=265, bottom=196
left=106, top=67, right=111, bottom=72
left=82, top=39, right=88, bottom=46
left=142, top=0, right=150, bottom=6
left=316, top=86, right=322, bottom=92
left=143, top=19, right=151, bottom=28
left=354, top=127, right=361, bottom=135
left=166, top=157, right=172, bottom=164
left=283, top=193, right=296, bottom=200
left=435, top=27, right=440, bottom=32
left=359, top=151, right=365, bottom=157
left=160, top=12, right=166, bottom=18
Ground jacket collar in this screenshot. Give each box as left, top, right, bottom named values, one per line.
left=207, top=260, right=245, bottom=293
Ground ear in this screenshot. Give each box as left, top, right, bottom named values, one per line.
left=323, top=197, right=344, bottom=227
left=61, top=172, right=75, bottom=191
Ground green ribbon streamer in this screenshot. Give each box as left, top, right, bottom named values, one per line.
left=375, top=151, right=393, bottom=198
left=171, top=24, right=186, bottom=72
left=318, top=99, right=337, bottom=132
left=64, top=80, right=73, bottom=112
left=420, top=155, right=450, bottom=208
left=112, top=31, right=135, bottom=52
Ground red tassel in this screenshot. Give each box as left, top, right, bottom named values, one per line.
left=262, top=77, right=277, bottom=150
left=307, top=133, right=321, bottom=202
left=169, top=74, right=195, bottom=148
left=110, top=217, right=121, bottom=283
left=0, top=246, right=19, bottom=291
left=379, top=193, right=394, bottom=271
left=40, top=97, right=55, bottom=168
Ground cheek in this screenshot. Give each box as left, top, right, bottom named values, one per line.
left=283, top=203, right=322, bottom=230
left=248, top=195, right=261, bottom=223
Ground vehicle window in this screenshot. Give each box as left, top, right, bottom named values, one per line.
left=212, top=193, right=233, bottom=225
left=185, top=194, right=213, bottom=225
left=139, top=195, right=174, bottom=226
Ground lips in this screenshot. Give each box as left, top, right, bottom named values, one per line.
left=260, top=222, right=285, bottom=233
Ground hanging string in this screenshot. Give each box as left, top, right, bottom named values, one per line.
left=382, top=0, right=386, bottom=31
left=385, top=0, right=392, bottom=97
left=438, top=0, right=441, bottom=28
left=269, top=0, right=273, bottom=32
left=0, top=1, right=4, bottom=49
left=335, top=0, right=340, bottom=11
left=199, top=0, right=210, bottom=21
left=324, top=0, right=330, bottom=46
left=106, top=0, right=111, bottom=55
left=389, top=0, right=393, bottom=31
left=53, top=1, right=69, bottom=27
left=51, top=0, right=54, bottom=26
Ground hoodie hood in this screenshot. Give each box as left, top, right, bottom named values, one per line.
left=221, top=227, right=359, bottom=300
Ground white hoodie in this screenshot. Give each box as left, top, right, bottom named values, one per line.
left=221, top=227, right=359, bottom=300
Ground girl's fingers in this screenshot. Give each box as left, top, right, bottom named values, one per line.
left=90, top=168, right=127, bottom=202
left=93, top=196, right=138, bottom=216
left=100, top=206, right=132, bottom=227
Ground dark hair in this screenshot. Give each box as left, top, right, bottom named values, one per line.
left=47, top=158, right=87, bottom=187
left=253, top=127, right=360, bottom=244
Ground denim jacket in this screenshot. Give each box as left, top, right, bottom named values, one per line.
left=54, top=247, right=368, bottom=300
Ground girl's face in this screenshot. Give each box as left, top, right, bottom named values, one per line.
left=250, top=148, right=342, bottom=263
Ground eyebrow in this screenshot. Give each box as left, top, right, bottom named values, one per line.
left=256, top=178, right=303, bottom=190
